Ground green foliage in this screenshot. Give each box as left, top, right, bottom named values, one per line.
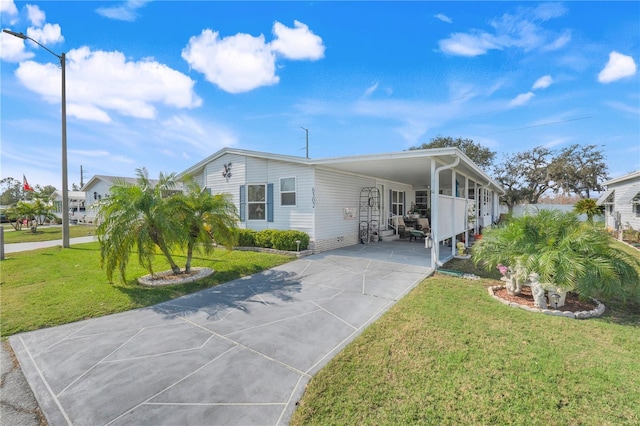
left=494, top=144, right=609, bottom=210
left=271, top=230, right=310, bottom=251
left=0, top=177, right=22, bottom=205
left=255, top=229, right=278, bottom=248
left=96, top=168, right=184, bottom=282
left=472, top=210, right=640, bottom=300
left=409, top=135, right=496, bottom=169
left=237, top=229, right=309, bottom=251
left=574, top=198, right=603, bottom=223
left=237, top=229, right=257, bottom=246
left=169, top=179, right=239, bottom=272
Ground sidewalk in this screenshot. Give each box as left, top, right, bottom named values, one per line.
left=3, top=236, right=97, bottom=254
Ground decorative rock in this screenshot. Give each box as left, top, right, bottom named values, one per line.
left=562, top=312, right=576, bottom=319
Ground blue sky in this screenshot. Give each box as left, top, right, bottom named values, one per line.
left=1, top=1, right=638, bottom=191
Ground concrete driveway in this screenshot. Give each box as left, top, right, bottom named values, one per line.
left=10, top=242, right=432, bottom=425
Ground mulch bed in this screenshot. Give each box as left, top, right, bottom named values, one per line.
left=493, top=285, right=597, bottom=312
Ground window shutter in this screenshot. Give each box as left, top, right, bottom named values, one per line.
left=267, top=183, right=274, bottom=222
left=389, top=189, right=392, bottom=213
left=239, top=185, right=245, bottom=222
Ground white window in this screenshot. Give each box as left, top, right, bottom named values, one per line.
left=280, top=177, right=296, bottom=206
left=248, top=184, right=266, bottom=220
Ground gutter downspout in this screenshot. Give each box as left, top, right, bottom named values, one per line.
left=430, top=156, right=460, bottom=270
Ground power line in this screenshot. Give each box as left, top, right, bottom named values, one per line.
left=492, top=116, right=592, bottom=134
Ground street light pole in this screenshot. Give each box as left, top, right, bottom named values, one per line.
left=3, top=29, right=69, bottom=248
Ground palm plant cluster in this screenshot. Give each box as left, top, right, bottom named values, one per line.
left=472, top=209, right=640, bottom=300
left=5, top=196, right=57, bottom=231
left=96, top=168, right=238, bottom=283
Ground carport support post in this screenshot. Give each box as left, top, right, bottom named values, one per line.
left=430, top=159, right=438, bottom=270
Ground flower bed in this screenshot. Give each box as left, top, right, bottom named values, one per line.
left=488, top=284, right=605, bottom=319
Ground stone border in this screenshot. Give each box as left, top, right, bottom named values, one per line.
left=138, top=267, right=214, bottom=287
left=487, top=285, right=605, bottom=319
left=233, top=246, right=314, bottom=258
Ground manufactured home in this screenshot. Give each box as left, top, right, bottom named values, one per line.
left=597, top=170, right=640, bottom=232
left=178, top=147, right=504, bottom=266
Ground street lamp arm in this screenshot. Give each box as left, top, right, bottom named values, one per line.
left=3, top=29, right=63, bottom=62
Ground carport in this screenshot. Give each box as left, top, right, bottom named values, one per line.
left=315, top=147, right=504, bottom=266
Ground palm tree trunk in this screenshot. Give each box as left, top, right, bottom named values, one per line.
left=154, top=239, right=182, bottom=274
left=185, top=243, right=194, bottom=273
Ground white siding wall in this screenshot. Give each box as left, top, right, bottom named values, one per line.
left=608, top=179, right=640, bottom=231
left=205, top=153, right=247, bottom=214
left=85, top=180, right=114, bottom=212
left=313, top=168, right=376, bottom=251
left=202, top=154, right=315, bottom=235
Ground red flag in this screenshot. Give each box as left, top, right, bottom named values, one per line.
left=23, top=175, right=34, bottom=191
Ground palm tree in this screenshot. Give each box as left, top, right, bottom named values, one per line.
left=170, top=180, right=238, bottom=273
left=472, top=210, right=640, bottom=300
left=573, top=198, right=602, bottom=224
left=96, top=168, right=183, bottom=283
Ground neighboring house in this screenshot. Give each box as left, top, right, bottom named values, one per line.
left=79, top=175, right=152, bottom=223
left=178, top=147, right=504, bottom=264
left=80, top=175, right=181, bottom=223
left=52, top=190, right=86, bottom=218
left=596, top=170, right=640, bottom=231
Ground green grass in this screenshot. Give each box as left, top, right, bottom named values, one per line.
left=291, top=276, right=640, bottom=425
left=1, top=225, right=96, bottom=243
left=0, top=242, right=294, bottom=337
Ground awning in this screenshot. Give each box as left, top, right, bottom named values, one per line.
left=619, top=184, right=640, bottom=204
left=596, top=188, right=615, bottom=205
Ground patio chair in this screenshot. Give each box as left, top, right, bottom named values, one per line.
left=396, top=216, right=413, bottom=238
left=416, top=217, right=431, bottom=233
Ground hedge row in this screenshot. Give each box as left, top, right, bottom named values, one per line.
left=237, top=229, right=310, bottom=251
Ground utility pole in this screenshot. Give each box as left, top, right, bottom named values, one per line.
left=300, top=127, right=309, bottom=159
left=80, top=165, right=88, bottom=188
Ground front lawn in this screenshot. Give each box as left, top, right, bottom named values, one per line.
left=2, top=224, right=96, bottom=243
left=0, top=242, right=294, bottom=337
left=291, top=275, right=640, bottom=425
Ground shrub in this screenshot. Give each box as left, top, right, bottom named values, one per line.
left=255, top=229, right=278, bottom=248
left=271, top=230, right=310, bottom=251
left=237, top=229, right=257, bottom=247
left=472, top=210, right=640, bottom=300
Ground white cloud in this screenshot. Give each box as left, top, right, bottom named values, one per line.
left=26, top=4, right=46, bottom=27
left=14, top=46, right=202, bottom=122
left=270, top=20, right=325, bottom=60
left=542, top=31, right=571, bottom=52
left=182, top=30, right=278, bottom=94
left=182, top=21, right=325, bottom=93
left=434, top=14, right=452, bottom=24
left=363, top=81, right=379, bottom=97
left=159, top=114, right=238, bottom=156
left=0, top=0, right=18, bottom=15
left=603, top=100, right=640, bottom=115
left=598, top=51, right=637, bottom=83
left=0, top=30, right=34, bottom=62
left=27, top=23, right=64, bottom=45
left=439, top=4, right=569, bottom=57
left=508, top=92, right=535, bottom=107
left=95, top=0, right=151, bottom=22
left=439, top=32, right=500, bottom=57
left=532, top=75, right=553, bottom=90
